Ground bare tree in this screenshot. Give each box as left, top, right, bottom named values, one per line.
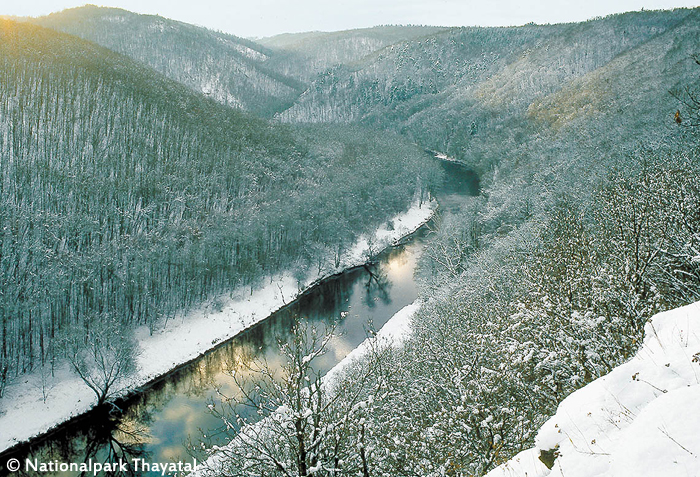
left=64, top=316, right=137, bottom=408
left=200, top=318, right=386, bottom=477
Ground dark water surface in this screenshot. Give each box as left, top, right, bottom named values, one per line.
left=1, top=160, right=476, bottom=476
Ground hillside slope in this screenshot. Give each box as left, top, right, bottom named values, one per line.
left=0, top=19, right=437, bottom=397
left=32, top=9, right=453, bottom=117
left=231, top=9, right=700, bottom=477
left=486, top=300, right=700, bottom=477
left=275, top=8, right=697, bottom=176
left=30, top=5, right=305, bottom=117
left=258, top=25, right=448, bottom=82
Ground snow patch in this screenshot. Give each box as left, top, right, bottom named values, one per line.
left=433, top=151, right=466, bottom=165
left=233, top=44, right=268, bottom=61
left=101, top=15, right=125, bottom=23
left=147, top=21, right=166, bottom=33
left=485, top=448, right=549, bottom=477
left=0, top=198, right=436, bottom=453
left=191, top=300, right=422, bottom=477
left=216, top=38, right=269, bottom=61
left=486, top=300, right=700, bottom=477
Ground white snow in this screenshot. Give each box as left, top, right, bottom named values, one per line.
left=216, top=38, right=269, bottom=61
left=433, top=151, right=465, bottom=164
left=485, top=448, right=550, bottom=477
left=323, top=300, right=420, bottom=384
left=486, top=300, right=700, bottom=477
left=0, top=197, right=436, bottom=453
left=190, top=300, right=421, bottom=477
left=102, top=15, right=126, bottom=23
left=232, top=44, right=268, bottom=61
left=199, top=77, right=243, bottom=109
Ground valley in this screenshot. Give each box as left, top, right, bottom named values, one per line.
left=0, top=5, right=699, bottom=476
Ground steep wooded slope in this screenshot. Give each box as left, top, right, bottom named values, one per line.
left=32, top=9, right=451, bottom=116
left=30, top=5, right=305, bottom=117
left=243, top=9, right=700, bottom=476
left=274, top=8, right=697, bottom=176
left=258, top=25, right=448, bottom=82
left=0, top=20, right=437, bottom=393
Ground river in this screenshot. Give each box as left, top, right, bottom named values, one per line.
left=0, top=159, right=477, bottom=476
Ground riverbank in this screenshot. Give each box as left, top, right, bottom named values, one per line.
left=323, top=300, right=420, bottom=383
left=0, top=197, right=437, bottom=454
left=191, top=300, right=423, bottom=476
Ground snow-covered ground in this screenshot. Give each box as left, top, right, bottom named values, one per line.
left=0, top=197, right=436, bottom=454
left=433, top=151, right=466, bottom=165
left=323, top=300, right=420, bottom=383
left=486, top=300, right=700, bottom=477
left=191, top=300, right=421, bottom=476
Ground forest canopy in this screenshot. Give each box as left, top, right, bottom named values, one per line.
left=0, top=20, right=439, bottom=396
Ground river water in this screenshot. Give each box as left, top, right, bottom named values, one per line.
left=1, top=159, right=477, bottom=476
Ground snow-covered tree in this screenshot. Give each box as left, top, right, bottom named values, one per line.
left=202, top=319, right=389, bottom=477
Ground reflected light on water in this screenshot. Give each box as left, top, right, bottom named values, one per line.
left=6, top=159, right=478, bottom=476
left=385, top=242, right=421, bottom=284
left=328, top=334, right=357, bottom=362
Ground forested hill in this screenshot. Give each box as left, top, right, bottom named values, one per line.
left=2, top=7, right=699, bottom=474
left=28, top=7, right=451, bottom=117
left=178, top=8, right=699, bottom=476
left=274, top=8, right=699, bottom=171
left=261, top=8, right=700, bottom=476
left=257, top=25, right=449, bottom=81
left=29, top=5, right=305, bottom=117
left=0, top=19, right=438, bottom=395
left=27, top=6, right=699, bottom=147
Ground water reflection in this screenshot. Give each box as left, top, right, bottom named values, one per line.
left=5, top=411, right=150, bottom=477
left=1, top=160, right=477, bottom=476
left=439, top=161, right=480, bottom=214
left=3, top=241, right=423, bottom=476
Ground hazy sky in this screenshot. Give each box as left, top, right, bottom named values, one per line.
left=5, top=0, right=699, bottom=38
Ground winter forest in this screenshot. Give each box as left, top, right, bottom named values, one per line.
left=1, top=4, right=700, bottom=477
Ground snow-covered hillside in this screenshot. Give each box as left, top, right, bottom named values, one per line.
left=0, top=198, right=436, bottom=454
left=486, top=300, right=700, bottom=477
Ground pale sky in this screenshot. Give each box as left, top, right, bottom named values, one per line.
left=3, top=0, right=698, bottom=39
